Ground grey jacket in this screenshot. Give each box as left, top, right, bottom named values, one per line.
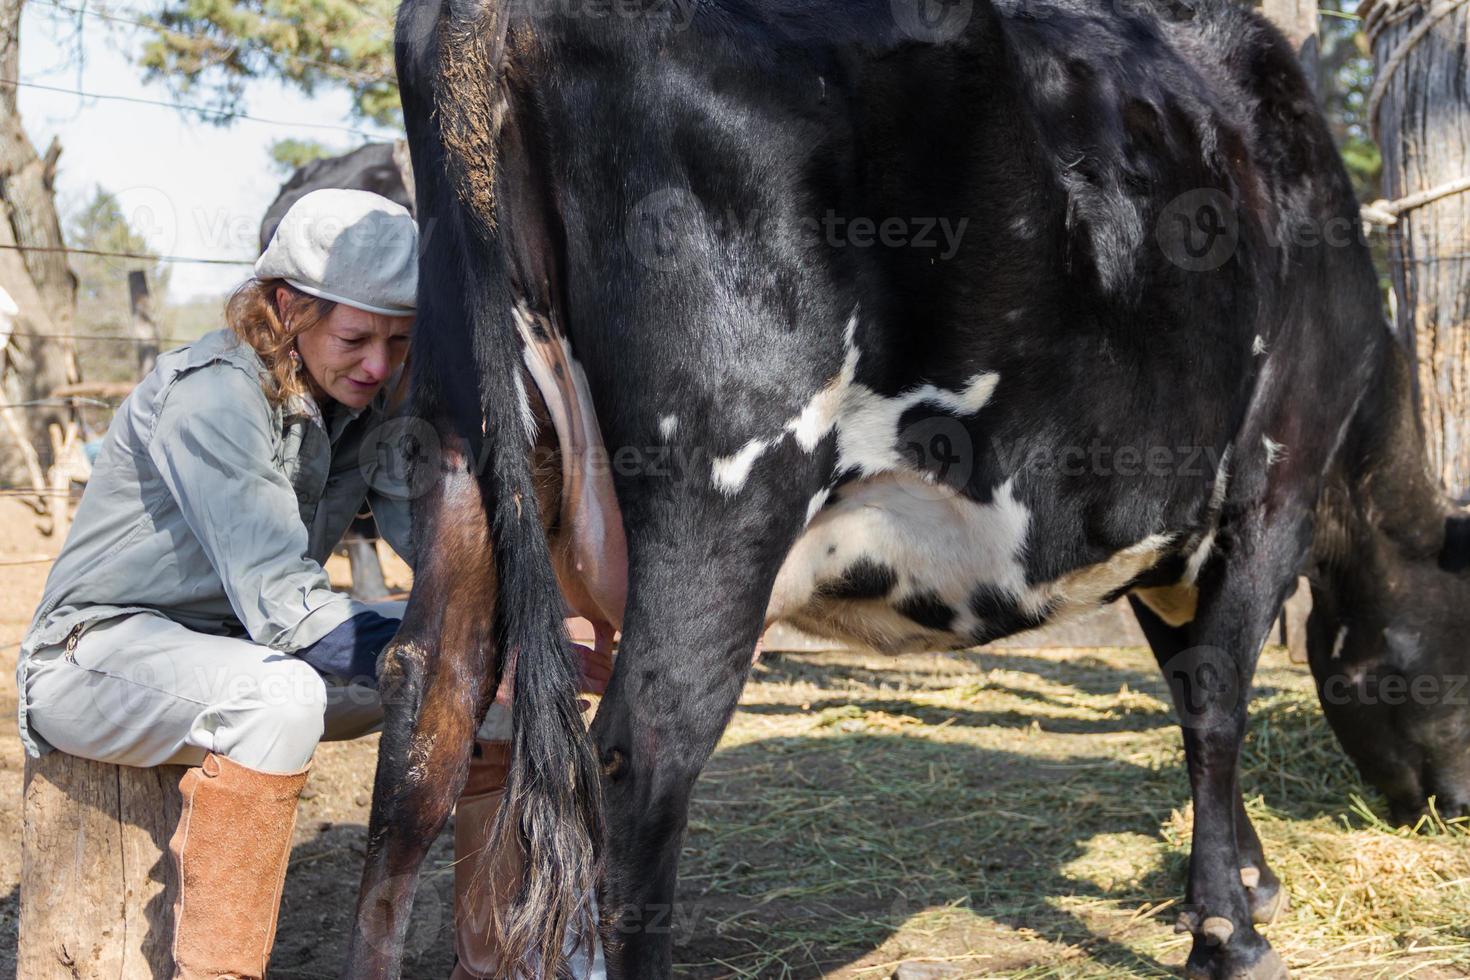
left=16, top=327, right=416, bottom=757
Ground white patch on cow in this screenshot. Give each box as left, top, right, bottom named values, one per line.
left=1252, top=334, right=1268, bottom=356
left=1184, top=446, right=1232, bottom=586
left=707, top=308, right=1002, bottom=495
left=787, top=324, right=861, bottom=452
left=771, top=473, right=1174, bottom=654
left=511, top=371, right=537, bottom=446
left=768, top=474, right=1031, bottom=650
left=711, top=438, right=775, bottom=494
left=709, top=310, right=859, bottom=495
left=1262, top=435, right=1286, bottom=466
left=804, top=487, right=832, bottom=527
left=1331, top=625, right=1349, bottom=660
left=658, top=414, right=680, bottom=440
left=835, top=372, right=1001, bottom=476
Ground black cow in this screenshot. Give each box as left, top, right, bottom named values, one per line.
left=344, top=1, right=1470, bottom=978
left=259, top=142, right=412, bottom=252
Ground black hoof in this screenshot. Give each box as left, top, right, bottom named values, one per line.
left=1240, top=869, right=1288, bottom=925
left=1184, top=940, right=1287, bottom=980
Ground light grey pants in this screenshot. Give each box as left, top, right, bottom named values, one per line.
left=23, top=603, right=512, bottom=774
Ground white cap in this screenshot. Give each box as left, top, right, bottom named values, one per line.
left=255, top=189, right=418, bottom=316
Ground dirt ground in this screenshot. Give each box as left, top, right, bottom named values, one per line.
left=1, top=496, right=1468, bottom=979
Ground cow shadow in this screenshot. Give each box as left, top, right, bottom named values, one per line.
left=742, top=648, right=1296, bottom=737
left=673, top=732, right=1189, bottom=978
left=1, top=884, right=15, bottom=980
left=271, top=821, right=457, bottom=979
left=152, top=650, right=1351, bottom=980
left=671, top=655, right=1362, bottom=978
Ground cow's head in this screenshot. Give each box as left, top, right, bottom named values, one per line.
left=1307, top=348, right=1470, bottom=824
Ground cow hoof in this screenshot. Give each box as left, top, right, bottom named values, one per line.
left=1244, top=874, right=1288, bottom=925
left=1184, top=938, right=1288, bottom=980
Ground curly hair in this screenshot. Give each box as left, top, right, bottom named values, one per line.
left=225, top=278, right=337, bottom=407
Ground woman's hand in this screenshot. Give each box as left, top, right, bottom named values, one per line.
left=578, top=640, right=613, bottom=696
left=494, top=640, right=614, bottom=708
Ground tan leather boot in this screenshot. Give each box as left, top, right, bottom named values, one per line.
left=451, top=740, right=517, bottom=980
left=169, top=752, right=310, bottom=979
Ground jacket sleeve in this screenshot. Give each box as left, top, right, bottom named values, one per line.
left=366, top=490, right=416, bottom=571
left=146, top=364, right=372, bottom=651
left=357, top=390, right=419, bottom=571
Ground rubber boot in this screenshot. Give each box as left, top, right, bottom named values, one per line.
left=169, top=752, right=310, bottom=979
left=451, top=740, right=517, bottom=980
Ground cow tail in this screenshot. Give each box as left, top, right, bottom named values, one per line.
left=471, top=251, right=605, bottom=978
left=424, top=6, right=604, bottom=976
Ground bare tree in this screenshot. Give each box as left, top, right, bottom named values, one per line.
left=0, top=0, right=81, bottom=492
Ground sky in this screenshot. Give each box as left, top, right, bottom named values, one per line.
left=17, top=2, right=400, bottom=302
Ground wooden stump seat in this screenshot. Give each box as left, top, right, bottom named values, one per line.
left=20, top=753, right=186, bottom=979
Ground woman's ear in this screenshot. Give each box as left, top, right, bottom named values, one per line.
left=273, top=285, right=293, bottom=320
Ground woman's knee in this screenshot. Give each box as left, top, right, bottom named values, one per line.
left=203, top=658, right=330, bottom=773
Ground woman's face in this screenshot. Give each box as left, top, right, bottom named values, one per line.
left=285, top=288, right=413, bottom=410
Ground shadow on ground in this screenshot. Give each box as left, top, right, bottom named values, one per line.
left=271, top=822, right=456, bottom=979
left=669, top=649, right=1361, bottom=978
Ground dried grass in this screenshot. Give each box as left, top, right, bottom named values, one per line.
left=672, top=646, right=1470, bottom=979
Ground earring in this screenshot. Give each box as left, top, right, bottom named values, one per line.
left=289, top=345, right=302, bottom=371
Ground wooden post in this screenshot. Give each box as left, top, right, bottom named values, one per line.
left=45, top=419, right=80, bottom=540
left=127, top=271, right=160, bottom=378
left=1365, top=0, right=1470, bottom=501
left=1256, top=0, right=1320, bottom=665
left=19, top=753, right=185, bottom=979
left=346, top=527, right=392, bottom=601
left=1263, top=0, right=1321, bottom=90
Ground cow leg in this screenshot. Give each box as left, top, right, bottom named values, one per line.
left=1130, top=597, right=1287, bottom=927
left=343, top=434, right=500, bottom=979
left=590, top=513, right=809, bottom=979
left=1131, top=507, right=1305, bottom=980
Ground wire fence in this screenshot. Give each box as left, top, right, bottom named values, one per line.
left=0, top=242, right=255, bottom=266
left=0, top=10, right=400, bottom=583
left=4, top=331, right=198, bottom=343
left=2, top=76, right=388, bottom=139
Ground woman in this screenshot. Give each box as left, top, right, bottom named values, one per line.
left=15, top=189, right=605, bottom=979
